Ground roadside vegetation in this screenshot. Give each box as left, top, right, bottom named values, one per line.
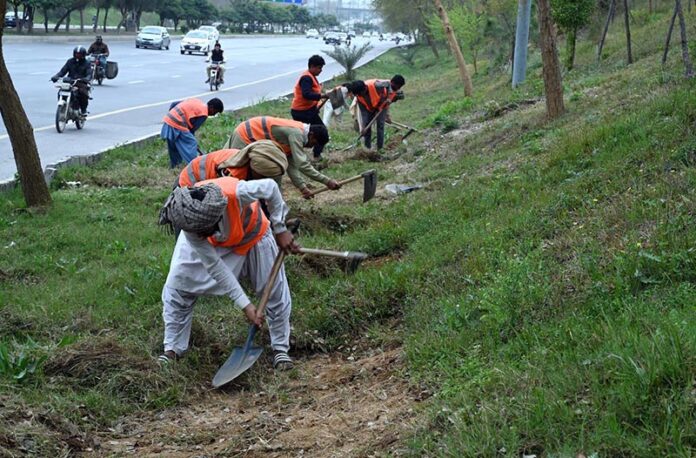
left=1, top=3, right=695, bottom=456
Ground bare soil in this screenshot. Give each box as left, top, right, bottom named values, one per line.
left=91, top=348, right=423, bottom=457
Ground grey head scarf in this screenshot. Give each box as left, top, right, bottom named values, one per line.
left=158, top=183, right=228, bottom=234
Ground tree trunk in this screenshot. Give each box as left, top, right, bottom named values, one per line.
left=649, top=0, right=653, bottom=13
left=0, top=2, right=52, bottom=207
left=566, top=27, right=577, bottom=70
left=54, top=9, right=72, bottom=32
left=94, top=7, right=100, bottom=32
left=537, top=0, right=565, bottom=120
left=598, top=0, right=616, bottom=61
left=65, top=12, right=70, bottom=32
left=79, top=8, right=84, bottom=33
left=623, top=0, right=633, bottom=64
left=43, top=7, right=48, bottom=33
left=512, top=0, right=532, bottom=87
left=103, top=7, right=109, bottom=32
left=433, top=0, right=473, bottom=96
left=676, top=0, right=695, bottom=77
left=662, top=2, right=678, bottom=64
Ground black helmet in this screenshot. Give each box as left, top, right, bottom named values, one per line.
left=73, top=46, right=87, bottom=59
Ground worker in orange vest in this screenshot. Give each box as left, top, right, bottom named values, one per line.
left=161, top=97, right=224, bottom=167
left=290, top=55, right=329, bottom=160
left=158, top=176, right=300, bottom=370
left=355, top=75, right=405, bottom=151
left=178, top=140, right=288, bottom=187
left=226, top=116, right=341, bottom=199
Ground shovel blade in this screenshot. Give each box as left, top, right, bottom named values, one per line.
left=212, top=345, right=263, bottom=387
left=362, top=170, right=377, bottom=203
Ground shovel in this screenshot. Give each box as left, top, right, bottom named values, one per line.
left=306, top=169, right=377, bottom=202
left=340, top=104, right=388, bottom=152
left=388, top=121, right=418, bottom=142
left=212, top=250, right=286, bottom=388
left=298, top=247, right=368, bottom=274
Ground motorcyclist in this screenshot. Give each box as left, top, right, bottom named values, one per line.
left=87, top=35, right=110, bottom=75
left=51, top=46, right=92, bottom=115
left=205, top=42, right=225, bottom=84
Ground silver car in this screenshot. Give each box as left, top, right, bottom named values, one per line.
left=136, top=26, right=170, bottom=50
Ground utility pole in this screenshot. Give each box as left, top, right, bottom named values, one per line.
left=512, top=0, right=532, bottom=87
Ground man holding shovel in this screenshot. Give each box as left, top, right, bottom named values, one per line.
left=226, top=116, right=341, bottom=199
left=356, top=75, right=406, bottom=152
left=157, top=176, right=300, bottom=371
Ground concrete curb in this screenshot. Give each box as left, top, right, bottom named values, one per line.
left=3, top=33, right=302, bottom=44
left=0, top=44, right=398, bottom=194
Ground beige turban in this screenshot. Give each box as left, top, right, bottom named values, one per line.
left=217, top=139, right=288, bottom=178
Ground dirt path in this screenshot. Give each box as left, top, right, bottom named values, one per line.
left=93, top=348, right=424, bottom=457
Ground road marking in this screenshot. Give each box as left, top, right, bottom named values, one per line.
left=0, top=67, right=304, bottom=140
left=171, top=75, right=181, bottom=78
left=128, top=80, right=145, bottom=84
left=29, top=71, right=49, bottom=75
left=131, top=64, right=144, bottom=68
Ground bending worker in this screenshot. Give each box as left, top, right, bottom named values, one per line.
left=161, top=97, right=224, bottom=167
left=226, top=116, right=341, bottom=199
left=356, top=75, right=406, bottom=151
left=290, top=55, right=328, bottom=161
left=178, top=140, right=288, bottom=187
left=158, top=176, right=300, bottom=371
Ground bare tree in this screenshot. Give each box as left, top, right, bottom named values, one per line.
left=537, top=0, right=565, bottom=120
left=0, top=0, right=51, bottom=207
left=598, top=0, right=616, bottom=61
left=433, top=0, right=473, bottom=96
left=675, top=0, right=695, bottom=77
left=623, top=0, right=633, bottom=64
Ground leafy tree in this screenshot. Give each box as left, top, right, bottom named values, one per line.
left=551, top=0, right=594, bottom=70
left=157, top=0, right=184, bottom=29
left=429, top=5, right=486, bottom=73
left=324, top=42, right=373, bottom=80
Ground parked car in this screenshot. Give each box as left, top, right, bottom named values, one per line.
left=362, top=31, right=371, bottom=38
left=306, top=28, right=319, bottom=39
left=323, top=31, right=341, bottom=45
left=337, top=32, right=348, bottom=43
left=4, top=11, right=26, bottom=28
left=347, top=30, right=356, bottom=39
left=180, top=30, right=215, bottom=55
left=135, top=26, right=170, bottom=50
left=371, top=31, right=380, bottom=38
left=198, top=25, right=220, bottom=43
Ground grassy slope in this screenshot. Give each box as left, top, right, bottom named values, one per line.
left=1, top=7, right=695, bottom=456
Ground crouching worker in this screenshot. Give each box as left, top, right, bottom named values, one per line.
left=157, top=176, right=300, bottom=370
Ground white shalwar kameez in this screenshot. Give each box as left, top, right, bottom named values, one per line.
left=161, top=179, right=291, bottom=356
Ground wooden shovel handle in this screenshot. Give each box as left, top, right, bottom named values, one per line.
left=306, top=174, right=364, bottom=197
left=298, top=247, right=352, bottom=258
left=256, top=250, right=286, bottom=317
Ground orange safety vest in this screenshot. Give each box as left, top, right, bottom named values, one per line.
left=291, top=70, right=322, bottom=111
left=178, top=149, right=248, bottom=187
left=163, top=98, right=208, bottom=132
left=356, top=79, right=396, bottom=112
left=234, top=116, right=305, bottom=155
left=197, top=177, right=269, bottom=255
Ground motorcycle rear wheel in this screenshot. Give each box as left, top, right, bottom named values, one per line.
left=97, top=76, right=103, bottom=85
left=55, top=105, right=67, bottom=133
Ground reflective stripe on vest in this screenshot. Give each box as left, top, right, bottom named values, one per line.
left=163, top=99, right=208, bottom=132
left=179, top=149, right=245, bottom=187
left=235, top=117, right=305, bottom=155
left=197, top=177, right=269, bottom=255
left=291, top=71, right=322, bottom=111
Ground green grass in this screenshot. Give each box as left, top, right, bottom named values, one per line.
left=2, top=7, right=696, bottom=456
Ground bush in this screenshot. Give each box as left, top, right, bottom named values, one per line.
left=180, top=25, right=189, bottom=34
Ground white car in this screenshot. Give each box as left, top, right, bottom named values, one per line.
left=198, top=25, right=220, bottom=42
left=306, top=28, right=319, bottom=39
left=362, top=31, right=371, bottom=38
left=337, top=32, right=348, bottom=43
left=180, top=30, right=215, bottom=55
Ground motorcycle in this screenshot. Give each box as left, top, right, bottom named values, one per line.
left=88, top=53, right=107, bottom=85
left=208, top=61, right=224, bottom=91
left=53, top=77, right=91, bottom=133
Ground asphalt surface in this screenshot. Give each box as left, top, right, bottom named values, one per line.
left=0, top=35, right=398, bottom=182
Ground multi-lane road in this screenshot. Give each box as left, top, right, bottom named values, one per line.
left=1, top=35, right=398, bottom=182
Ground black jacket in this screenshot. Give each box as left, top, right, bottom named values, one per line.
left=88, top=42, right=110, bottom=56
left=55, top=57, right=91, bottom=80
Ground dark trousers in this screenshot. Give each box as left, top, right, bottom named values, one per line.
left=358, top=104, right=386, bottom=150
left=291, top=107, right=325, bottom=158
left=74, top=81, right=90, bottom=113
